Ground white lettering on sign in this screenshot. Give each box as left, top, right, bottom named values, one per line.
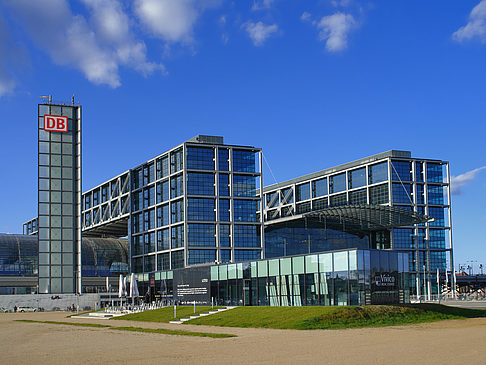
left=44, top=115, right=68, bottom=133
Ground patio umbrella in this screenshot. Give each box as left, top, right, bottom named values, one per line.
left=130, top=273, right=139, bottom=305
left=118, top=274, right=124, bottom=298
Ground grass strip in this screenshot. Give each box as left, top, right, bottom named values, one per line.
left=186, top=304, right=486, bottom=330
left=15, top=319, right=235, bottom=338
left=111, top=306, right=223, bottom=323
left=111, top=326, right=235, bottom=338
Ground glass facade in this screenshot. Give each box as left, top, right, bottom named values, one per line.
left=38, top=103, right=81, bottom=294
left=127, top=137, right=262, bottom=274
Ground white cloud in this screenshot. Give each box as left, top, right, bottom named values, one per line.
left=301, top=12, right=311, bottom=22
left=315, top=12, right=356, bottom=52
left=244, top=21, right=278, bottom=46
left=252, top=0, right=275, bottom=11
left=0, top=14, right=22, bottom=96
left=3, top=0, right=163, bottom=88
left=451, top=166, right=486, bottom=195
left=81, top=0, right=163, bottom=76
left=133, top=0, right=199, bottom=43
left=331, top=0, right=352, bottom=7
left=453, top=0, right=486, bottom=43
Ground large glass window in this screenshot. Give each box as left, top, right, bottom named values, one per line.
left=233, top=175, right=256, bottom=197
left=348, top=168, right=366, bottom=189
left=219, top=199, right=230, bottom=221
left=187, top=147, right=214, bottom=170
left=369, top=184, right=389, bottom=204
left=156, top=156, right=169, bottom=180
left=392, top=183, right=412, bottom=204
left=157, top=180, right=169, bottom=203
left=187, top=198, right=215, bottom=221
left=392, top=228, right=414, bottom=249
left=218, top=149, right=229, bottom=171
left=234, top=200, right=258, bottom=222
left=349, top=189, right=367, bottom=205
left=188, top=249, right=216, bottom=265
left=415, top=162, right=424, bottom=182
left=266, top=191, right=279, bottom=208
left=232, top=150, right=256, bottom=172
left=312, top=178, right=327, bottom=198
left=234, top=225, right=260, bottom=247
left=170, top=148, right=183, bottom=173
left=416, top=184, right=425, bottom=204
left=157, top=252, right=169, bottom=270
left=171, top=225, right=184, bottom=248
left=281, top=187, right=294, bottom=205
left=330, top=193, right=347, bottom=207
left=220, top=225, right=231, bottom=247
left=170, top=174, right=183, bottom=198
left=427, top=163, right=443, bottom=183
left=234, top=250, right=260, bottom=262
left=329, top=173, right=346, bottom=194
left=188, top=224, right=216, bottom=247
left=429, top=229, right=446, bottom=249
left=187, top=172, right=214, bottom=196
left=369, top=162, right=388, bottom=184
left=157, top=229, right=170, bottom=251
left=157, top=204, right=169, bottom=227
left=391, top=161, right=412, bottom=182
left=427, top=185, right=444, bottom=205
left=171, top=200, right=184, bottom=223
left=428, top=207, right=446, bottom=227
left=296, top=183, right=311, bottom=201
left=219, top=174, right=229, bottom=196
left=171, top=250, right=184, bottom=269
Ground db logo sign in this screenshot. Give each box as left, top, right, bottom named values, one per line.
left=44, top=115, right=68, bottom=133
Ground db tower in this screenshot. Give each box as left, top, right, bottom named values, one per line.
left=37, top=97, right=81, bottom=294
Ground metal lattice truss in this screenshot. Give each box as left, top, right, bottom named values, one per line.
left=302, top=204, right=431, bottom=236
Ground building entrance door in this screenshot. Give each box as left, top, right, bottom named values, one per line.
left=243, top=279, right=252, bottom=306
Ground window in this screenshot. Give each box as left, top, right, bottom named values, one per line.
left=296, top=183, right=310, bottom=201
left=171, top=200, right=184, bottom=223
left=219, top=174, right=229, bottom=196
left=188, top=224, right=216, bottom=247
left=157, top=180, right=169, bottom=203
left=187, top=198, right=215, bottom=221
left=296, top=202, right=311, bottom=213
left=391, top=161, right=412, bottom=181
left=234, top=225, right=260, bottom=247
left=416, top=184, right=425, bottom=204
left=188, top=249, right=216, bottom=265
left=233, top=200, right=258, bottom=222
left=232, top=150, right=256, bottom=172
left=143, top=185, right=155, bottom=208
left=218, top=149, right=229, bottom=171
left=157, top=253, right=169, bottom=271
left=156, top=156, right=169, bottom=180
left=220, top=225, right=231, bottom=247
left=143, top=209, right=155, bottom=231
left=187, top=147, right=214, bottom=170
left=312, top=198, right=328, bottom=210
left=415, top=162, right=424, bottom=182
left=392, top=183, right=412, bottom=204
left=170, top=174, right=183, bottom=198
left=132, top=168, right=142, bottom=189
left=392, top=228, right=414, bottom=249
left=219, top=199, right=230, bottom=221
left=187, top=172, right=214, bottom=196
left=330, top=193, right=347, bottom=207
left=348, top=168, right=366, bottom=189
left=349, top=189, right=367, bottom=205
left=144, top=231, right=156, bottom=253
left=220, top=249, right=231, bottom=263
left=427, top=185, right=444, bottom=205
left=170, top=148, right=183, bottom=173
left=157, top=204, right=169, bottom=227
left=171, top=225, right=184, bottom=248
left=171, top=250, right=184, bottom=269
left=312, top=178, right=327, bottom=198
left=234, top=250, right=260, bottom=262
left=427, top=163, right=443, bottom=183
left=428, top=207, right=445, bottom=227
left=281, top=187, right=294, bottom=205
left=157, top=229, right=170, bottom=251
left=369, top=162, right=388, bottom=184
left=233, top=175, right=256, bottom=197
left=266, top=192, right=279, bottom=208
left=429, top=229, right=446, bottom=249
left=143, top=163, right=155, bottom=185
left=369, top=183, right=389, bottom=204
left=329, top=173, right=346, bottom=194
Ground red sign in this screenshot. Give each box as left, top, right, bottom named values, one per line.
left=44, top=115, right=68, bottom=133
left=150, top=277, right=155, bottom=287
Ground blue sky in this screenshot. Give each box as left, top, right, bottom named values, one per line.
left=0, top=0, right=485, bottom=272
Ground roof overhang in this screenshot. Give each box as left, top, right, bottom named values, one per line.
left=265, top=204, right=432, bottom=237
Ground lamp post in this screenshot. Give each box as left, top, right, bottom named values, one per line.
left=423, top=265, right=426, bottom=301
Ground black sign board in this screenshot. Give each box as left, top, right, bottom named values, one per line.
left=173, top=266, right=211, bottom=305
left=371, top=272, right=398, bottom=292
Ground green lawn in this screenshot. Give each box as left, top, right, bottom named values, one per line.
left=111, top=306, right=222, bottom=323
left=185, top=304, right=486, bottom=330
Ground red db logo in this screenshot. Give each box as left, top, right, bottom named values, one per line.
left=44, top=115, right=68, bottom=133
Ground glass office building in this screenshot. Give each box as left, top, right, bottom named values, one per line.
left=260, top=150, right=452, bottom=296
left=37, top=102, right=81, bottom=294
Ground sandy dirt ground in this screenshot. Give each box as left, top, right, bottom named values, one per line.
left=1, top=311, right=486, bottom=365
